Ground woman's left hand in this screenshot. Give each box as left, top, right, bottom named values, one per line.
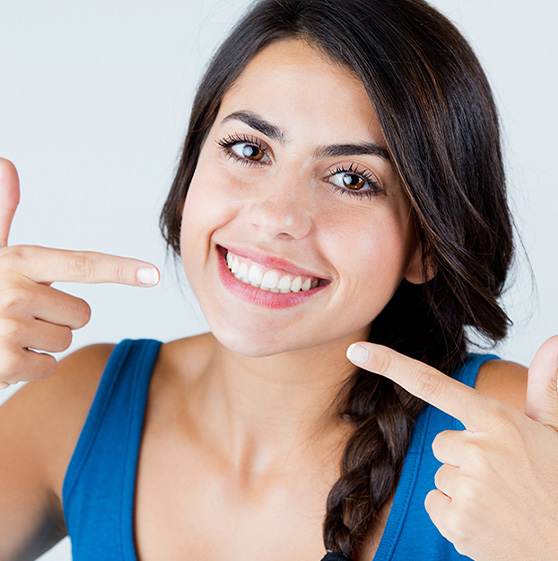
left=346, top=336, right=558, bottom=561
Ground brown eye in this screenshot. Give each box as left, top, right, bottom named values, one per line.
left=341, top=173, right=365, bottom=190
left=326, top=165, right=384, bottom=199
left=331, top=171, right=368, bottom=191
left=232, top=143, right=266, bottom=161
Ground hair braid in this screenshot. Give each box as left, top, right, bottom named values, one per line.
left=322, top=281, right=467, bottom=558
left=323, top=370, right=424, bottom=557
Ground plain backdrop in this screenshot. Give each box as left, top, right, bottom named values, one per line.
left=0, top=0, right=556, bottom=558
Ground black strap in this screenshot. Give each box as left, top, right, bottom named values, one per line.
left=320, top=552, right=353, bottom=561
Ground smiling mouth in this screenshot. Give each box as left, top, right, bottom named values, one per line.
left=218, top=245, right=327, bottom=294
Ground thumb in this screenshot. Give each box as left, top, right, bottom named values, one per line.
left=525, top=335, right=558, bottom=428
left=0, top=158, right=21, bottom=248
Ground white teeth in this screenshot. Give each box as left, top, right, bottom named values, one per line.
left=290, top=276, right=302, bottom=292
left=231, top=256, right=240, bottom=274
left=237, top=262, right=249, bottom=283
left=278, top=275, right=292, bottom=293
left=248, top=265, right=263, bottom=287
left=225, top=250, right=321, bottom=294
left=261, top=270, right=279, bottom=291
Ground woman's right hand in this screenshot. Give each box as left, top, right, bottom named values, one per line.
left=0, top=158, right=160, bottom=388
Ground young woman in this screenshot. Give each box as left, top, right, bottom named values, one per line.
left=1, top=1, right=557, bottom=560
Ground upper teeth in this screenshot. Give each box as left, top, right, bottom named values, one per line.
left=226, top=251, right=320, bottom=293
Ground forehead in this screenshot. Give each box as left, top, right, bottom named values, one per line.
left=218, top=39, right=385, bottom=145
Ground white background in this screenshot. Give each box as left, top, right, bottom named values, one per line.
left=0, top=0, right=556, bottom=558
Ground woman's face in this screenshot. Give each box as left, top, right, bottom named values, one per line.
left=181, top=39, right=422, bottom=357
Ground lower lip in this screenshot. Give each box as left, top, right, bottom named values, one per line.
left=216, top=245, right=329, bottom=309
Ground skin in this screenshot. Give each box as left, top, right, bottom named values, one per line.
left=0, top=38, right=552, bottom=561
left=179, top=39, right=423, bottom=473
left=347, top=338, right=558, bottom=560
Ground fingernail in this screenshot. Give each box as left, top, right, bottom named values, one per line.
left=347, top=343, right=369, bottom=365
left=137, top=267, right=159, bottom=286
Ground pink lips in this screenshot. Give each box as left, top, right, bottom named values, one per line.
left=222, top=244, right=325, bottom=281
left=216, top=245, right=329, bottom=309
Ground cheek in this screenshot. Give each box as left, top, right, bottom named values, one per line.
left=179, top=161, right=252, bottom=297
left=319, top=203, right=417, bottom=325
left=180, top=166, right=232, bottom=253
left=322, top=203, right=415, bottom=280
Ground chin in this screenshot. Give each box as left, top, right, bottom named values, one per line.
left=207, top=318, right=314, bottom=358
left=211, top=327, right=288, bottom=357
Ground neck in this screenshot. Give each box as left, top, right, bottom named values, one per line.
left=186, top=330, right=367, bottom=480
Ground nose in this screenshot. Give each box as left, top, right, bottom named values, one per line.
left=247, top=175, right=313, bottom=240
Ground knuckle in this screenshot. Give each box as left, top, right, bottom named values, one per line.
left=492, top=400, right=513, bottom=421
left=374, top=348, right=393, bottom=374
left=501, top=418, right=527, bottom=450
left=0, top=318, right=23, bottom=342
left=415, top=369, right=443, bottom=399
left=498, top=412, right=523, bottom=440
left=458, top=477, right=480, bottom=505
left=462, top=440, right=486, bottom=467
left=0, top=285, right=26, bottom=313
left=424, top=489, right=453, bottom=540
left=434, top=467, right=444, bottom=489
left=0, top=349, right=21, bottom=383
left=112, top=260, right=128, bottom=284
left=74, top=298, right=92, bottom=327
left=424, top=489, right=436, bottom=514
left=445, top=510, right=469, bottom=544
left=0, top=246, right=40, bottom=280
left=432, top=430, right=450, bottom=455
left=22, top=285, right=36, bottom=306
left=59, top=327, right=73, bottom=351
left=489, top=401, right=518, bottom=432
left=68, top=252, right=97, bottom=281
left=0, top=244, right=26, bottom=268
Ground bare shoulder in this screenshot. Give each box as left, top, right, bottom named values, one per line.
left=0, top=343, right=117, bottom=557
left=474, top=358, right=528, bottom=412
left=0, top=343, right=116, bottom=500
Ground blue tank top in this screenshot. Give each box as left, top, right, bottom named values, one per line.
left=62, top=339, right=498, bottom=560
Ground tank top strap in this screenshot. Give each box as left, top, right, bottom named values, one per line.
left=451, top=352, right=499, bottom=385
left=374, top=352, right=499, bottom=561
left=449, top=352, right=500, bottom=431
left=62, top=338, right=162, bottom=560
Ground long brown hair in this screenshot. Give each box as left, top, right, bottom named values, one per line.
left=159, top=0, right=514, bottom=556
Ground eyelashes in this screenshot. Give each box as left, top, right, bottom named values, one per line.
left=327, top=162, right=383, bottom=200
left=215, top=133, right=384, bottom=200
left=216, top=134, right=270, bottom=166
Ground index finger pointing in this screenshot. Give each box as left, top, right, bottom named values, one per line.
left=347, top=343, right=500, bottom=431
left=15, top=246, right=160, bottom=287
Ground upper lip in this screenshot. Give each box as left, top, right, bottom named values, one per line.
left=218, top=244, right=328, bottom=280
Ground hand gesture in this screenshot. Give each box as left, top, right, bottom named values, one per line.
left=0, top=158, right=160, bottom=389
left=346, top=337, right=558, bottom=561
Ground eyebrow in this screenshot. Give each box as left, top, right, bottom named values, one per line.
left=314, top=143, right=391, bottom=162
left=221, top=110, right=392, bottom=163
left=222, top=111, right=286, bottom=143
